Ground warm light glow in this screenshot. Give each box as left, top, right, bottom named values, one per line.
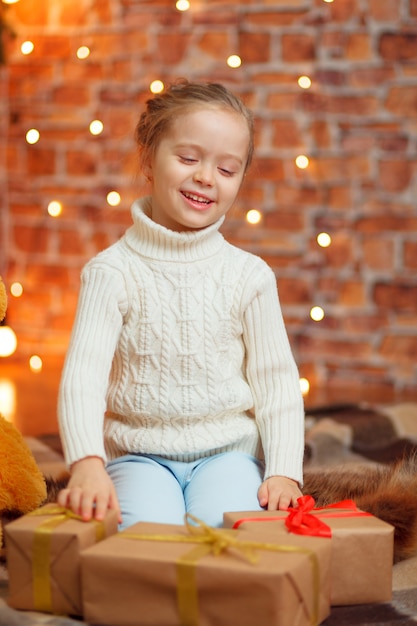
left=21, top=41, right=35, bottom=55
left=317, top=232, right=332, bottom=248
left=246, top=209, right=262, bottom=225
left=10, top=282, right=23, bottom=298
left=107, top=191, right=121, bottom=206
left=47, top=200, right=62, bottom=217
left=323, top=0, right=334, bottom=3
left=0, top=325, right=18, bottom=357
left=310, top=306, right=325, bottom=322
left=77, top=46, right=91, bottom=60
left=295, top=155, right=309, bottom=169
left=227, top=55, right=242, bottom=69
left=29, top=354, right=43, bottom=373
left=26, top=129, right=40, bottom=144
left=89, top=119, right=104, bottom=135
left=299, top=377, right=310, bottom=396
left=298, top=75, right=312, bottom=89
left=2, top=0, right=21, bottom=4
left=176, top=0, right=190, bottom=10
left=150, top=80, right=164, bottom=94
left=0, top=379, right=16, bottom=421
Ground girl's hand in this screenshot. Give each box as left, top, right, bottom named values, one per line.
left=258, top=475, right=302, bottom=511
left=57, top=456, right=122, bottom=523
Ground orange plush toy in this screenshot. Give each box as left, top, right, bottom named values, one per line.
left=0, top=276, right=47, bottom=555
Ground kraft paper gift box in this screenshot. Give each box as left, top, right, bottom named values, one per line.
left=223, top=496, right=394, bottom=606
left=5, top=503, right=119, bottom=617
left=81, top=515, right=332, bottom=626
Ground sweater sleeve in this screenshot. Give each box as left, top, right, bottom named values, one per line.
left=58, top=261, right=127, bottom=467
left=242, top=265, right=305, bottom=485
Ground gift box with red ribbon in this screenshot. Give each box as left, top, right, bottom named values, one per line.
left=5, top=503, right=119, bottom=616
left=81, top=513, right=332, bottom=626
left=223, top=496, right=394, bottom=606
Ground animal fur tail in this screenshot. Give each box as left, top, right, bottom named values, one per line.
left=303, top=454, right=417, bottom=562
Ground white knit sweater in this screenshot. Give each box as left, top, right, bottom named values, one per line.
left=58, top=197, right=305, bottom=483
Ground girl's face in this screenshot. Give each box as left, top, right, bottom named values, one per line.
left=146, top=106, right=250, bottom=232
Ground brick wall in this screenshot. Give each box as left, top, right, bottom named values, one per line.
left=1, top=0, right=417, bottom=402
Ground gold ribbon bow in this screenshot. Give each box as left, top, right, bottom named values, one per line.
left=29, top=506, right=105, bottom=613
left=122, top=513, right=320, bottom=626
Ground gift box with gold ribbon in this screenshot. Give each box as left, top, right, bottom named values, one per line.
left=4, top=503, right=119, bottom=616
left=81, top=513, right=331, bottom=626
left=223, top=496, right=394, bottom=606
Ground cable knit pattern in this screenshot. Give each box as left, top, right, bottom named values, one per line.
left=58, top=197, right=304, bottom=483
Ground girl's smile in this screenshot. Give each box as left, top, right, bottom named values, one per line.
left=147, top=107, right=250, bottom=232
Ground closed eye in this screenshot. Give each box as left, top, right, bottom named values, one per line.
left=179, top=156, right=197, bottom=164
left=219, top=168, right=235, bottom=177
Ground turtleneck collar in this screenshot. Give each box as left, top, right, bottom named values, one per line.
left=124, top=196, right=226, bottom=262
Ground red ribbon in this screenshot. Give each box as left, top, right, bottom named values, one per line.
left=231, top=495, right=372, bottom=538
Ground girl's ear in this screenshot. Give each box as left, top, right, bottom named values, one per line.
left=143, top=162, right=153, bottom=182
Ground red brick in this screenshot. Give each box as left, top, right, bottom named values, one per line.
left=66, top=151, right=97, bottom=176
left=264, top=210, right=305, bottom=232
left=378, top=160, right=413, bottom=192
left=379, top=33, right=417, bottom=62
left=374, top=283, right=417, bottom=313
left=356, top=216, right=417, bottom=233
left=379, top=336, right=417, bottom=361
left=245, top=10, right=310, bottom=27
left=272, top=119, right=303, bottom=148
left=27, top=148, right=56, bottom=176
left=363, top=237, right=395, bottom=271
left=338, top=280, right=367, bottom=307
left=282, top=34, right=316, bottom=62
left=52, top=86, right=90, bottom=106
left=298, top=335, right=372, bottom=360
left=157, top=33, right=191, bottom=64
left=346, top=33, right=372, bottom=60
left=251, top=157, right=285, bottom=181
left=239, top=32, right=271, bottom=63
left=13, top=225, right=48, bottom=254
left=385, top=87, right=417, bottom=116
left=276, top=277, right=312, bottom=305
left=198, top=33, right=231, bottom=60
left=368, top=0, right=400, bottom=20
left=404, top=241, right=417, bottom=269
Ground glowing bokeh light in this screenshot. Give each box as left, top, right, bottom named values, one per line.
left=176, top=0, right=190, bottom=10
left=48, top=201, right=62, bottom=217
left=21, top=41, right=35, bottom=55
left=227, top=55, right=242, bottom=68
left=310, top=306, right=325, bottom=322
left=107, top=191, right=121, bottom=206
left=150, top=80, right=164, bottom=94
left=10, top=282, right=23, bottom=298
left=0, top=326, right=17, bottom=357
left=298, top=75, right=312, bottom=89
left=246, top=209, right=262, bottom=225
left=295, top=155, right=309, bottom=169
left=299, top=377, right=310, bottom=396
left=317, top=232, right=332, bottom=248
left=26, top=129, right=40, bottom=144
left=77, top=46, right=91, bottom=59
left=89, top=120, right=104, bottom=135
left=29, top=355, right=43, bottom=373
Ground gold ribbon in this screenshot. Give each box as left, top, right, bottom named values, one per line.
left=29, top=506, right=105, bottom=613
left=122, top=513, right=320, bottom=626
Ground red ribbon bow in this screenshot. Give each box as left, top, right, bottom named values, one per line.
left=285, top=495, right=332, bottom=537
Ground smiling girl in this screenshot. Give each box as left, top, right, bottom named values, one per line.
left=57, top=80, right=305, bottom=529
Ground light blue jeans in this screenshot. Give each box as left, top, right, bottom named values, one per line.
left=106, top=451, right=264, bottom=530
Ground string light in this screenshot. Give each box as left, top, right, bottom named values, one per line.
left=77, top=46, right=90, bottom=60
left=295, top=154, right=309, bottom=169
left=47, top=201, right=62, bottom=217
left=150, top=80, right=164, bottom=94
left=323, top=0, right=334, bottom=3
left=0, top=325, right=17, bottom=357
left=310, top=306, right=325, bottom=322
left=299, top=377, right=310, bottom=396
left=107, top=191, right=121, bottom=206
left=21, top=41, right=34, bottom=55
left=227, top=55, right=242, bottom=68
left=29, top=355, right=43, bottom=373
left=298, top=75, right=312, bottom=89
left=246, top=209, right=262, bottom=225
left=10, top=282, right=23, bottom=297
left=26, top=129, right=40, bottom=144
left=176, top=0, right=190, bottom=10
left=317, top=232, right=332, bottom=248
left=2, top=0, right=21, bottom=4
left=89, top=119, right=104, bottom=135
left=0, top=380, right=16, bottom=421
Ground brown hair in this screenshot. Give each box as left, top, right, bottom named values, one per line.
left=135, top=79, right=254, bottom=174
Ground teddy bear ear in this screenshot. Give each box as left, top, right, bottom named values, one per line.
left=0, top=276, right=7, bottom=322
